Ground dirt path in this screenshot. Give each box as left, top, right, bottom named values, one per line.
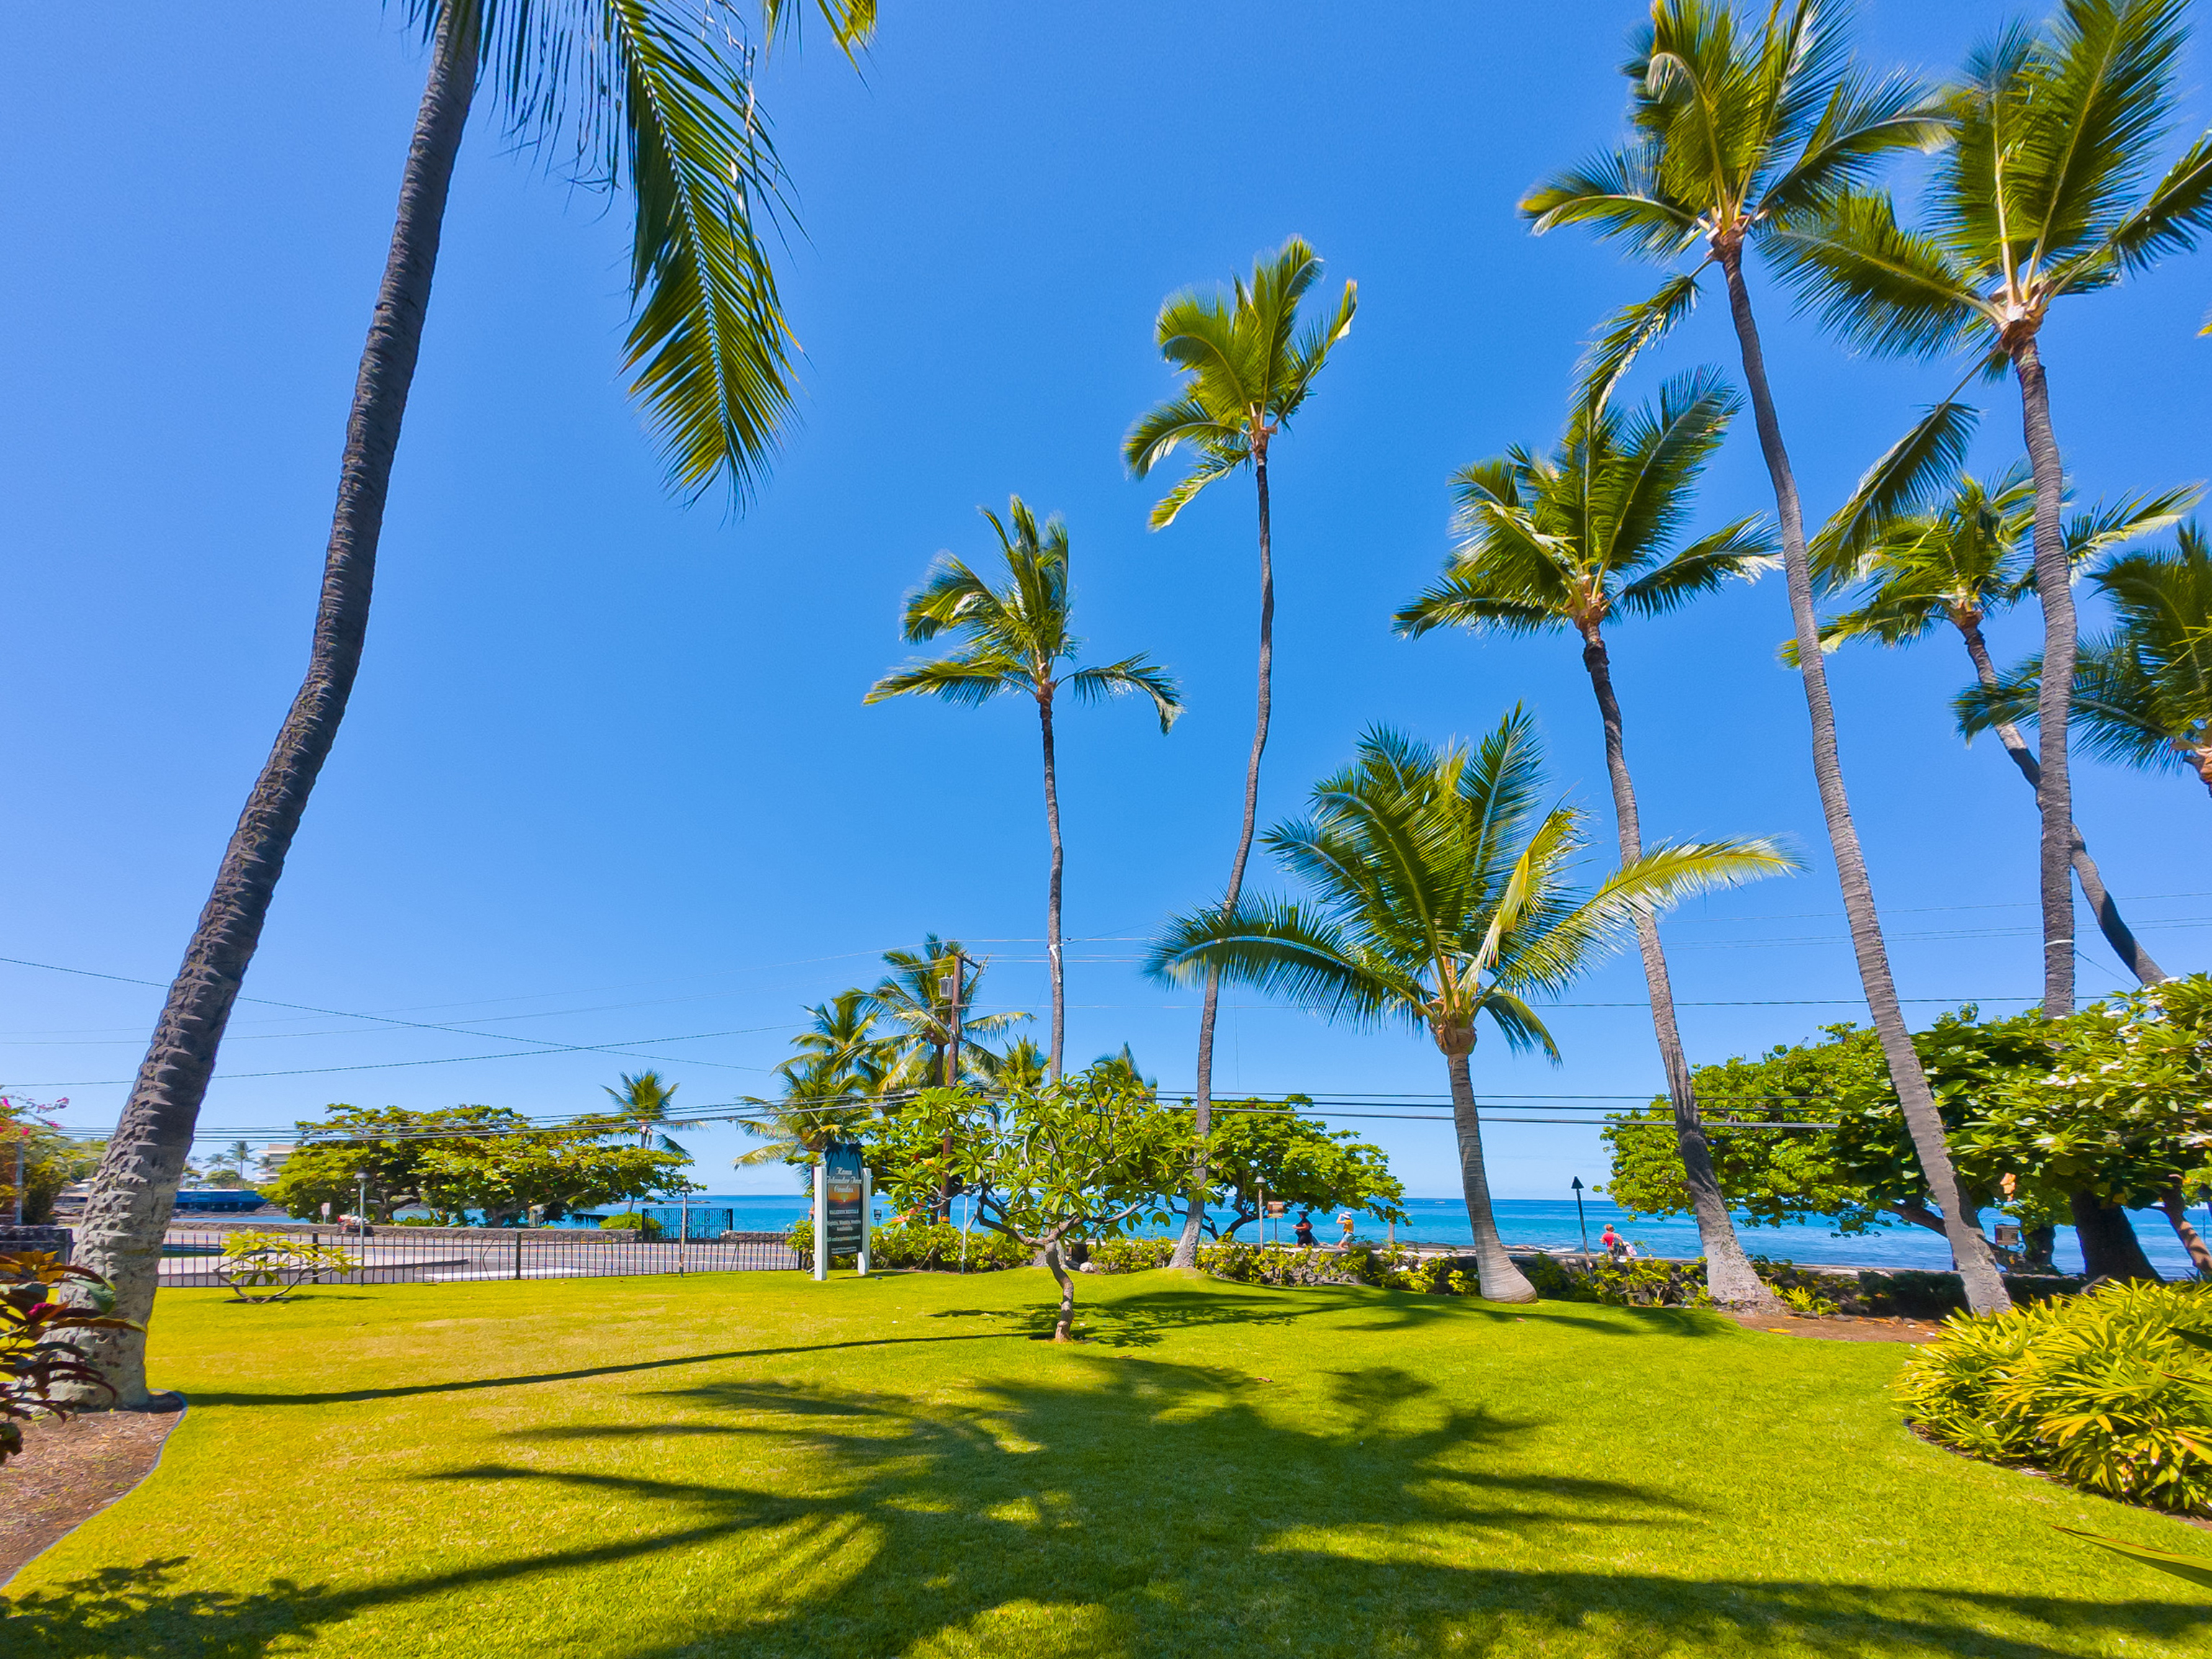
left=1730, top=1311, right=1945, bottom=1344
left=0, top=1397, right=184, bottom=1588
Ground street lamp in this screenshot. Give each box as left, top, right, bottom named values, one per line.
left=354, top=1171, right=371, bottom=1236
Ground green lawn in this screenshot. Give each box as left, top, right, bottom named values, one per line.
left=5, top=1268, right=2210, bottom=1658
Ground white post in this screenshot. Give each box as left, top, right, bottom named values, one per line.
left=812, top=1160, right=827, bottom=1282
left=858, top=1168, right=872, bottom=1277
left=678, top=1190, right=690, bottom=1277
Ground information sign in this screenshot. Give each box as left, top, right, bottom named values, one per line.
left=824, top=1141, right=866, bottom=1256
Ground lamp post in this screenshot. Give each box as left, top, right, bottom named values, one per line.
left=1570, top=1176, right=1589, bottom=1259
left=355, top=1171, right=371, bottom=1236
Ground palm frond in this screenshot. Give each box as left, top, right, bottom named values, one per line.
left=863, top=653, right=1029, bottom=708
left=1575, top=273, right=1706, bottom=417
left=1765, top=190, right=1988, bottom=358
left=1143, top=898, right=1421, bottom=1034
left=1066, top=655, right=1184, bottom=732
left=1807, top=400, right=1982, bottom=588
left=1521, top=143, right=1702, bottom=259
left=1615, top=517, right=1779, bottom=616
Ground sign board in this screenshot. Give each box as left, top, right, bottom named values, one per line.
left=824, top=1141, right=866, bottom=1256
left=1264, top=1200, right=1287, bottom=1218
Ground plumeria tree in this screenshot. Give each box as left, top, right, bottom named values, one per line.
left=870, top=1074, right=1192, bottom=1341
left=1170, top=1104, right=1406, bottom=1244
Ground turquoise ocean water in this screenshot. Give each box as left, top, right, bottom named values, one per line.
left=590, top=1193, right=2198, bottom=1276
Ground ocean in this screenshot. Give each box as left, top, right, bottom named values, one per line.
left=587, top=1192, right=2200, bottom=1276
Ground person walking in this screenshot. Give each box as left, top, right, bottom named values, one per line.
left=1336, top=1210, right=1356, bottom=1251
left=1293, top=1211, right=1317, bottom=1249
left=1600, top=1222, right=1624, bottom=1263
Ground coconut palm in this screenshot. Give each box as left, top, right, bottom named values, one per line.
left=1524, top=0, right=2013, bottom=1312
left=1146, top=714, right=1792, bottom=1302
left=974, top=1036, right=1051, bottom=1093
left=1396, top=331, right=1786, bottom=1307
left=736, top=991, right=899, bottom=1170
left=1811, top=428, right=2193, bottom=979
left=860, top=937, right=1027, bottom=1091
left=866, top=500, right=1182, bottom=1075
left=1125, top=237, right=1356, bottom=1267
left=1961, top=525, right=2212, bottom=803
left=71, top=0, right=876, bottom=1406
left=1766, top=0, right=2212, bottom=1021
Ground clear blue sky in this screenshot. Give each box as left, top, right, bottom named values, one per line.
left=3, top=3, right=2206, bottom=1200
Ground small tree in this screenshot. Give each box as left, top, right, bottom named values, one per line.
left=1169, top=1101, right=1405, bottom=1242
left=871, top=1074, right=1192, bottom=1341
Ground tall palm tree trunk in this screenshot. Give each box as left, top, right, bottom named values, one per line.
left=2011, top=339, right=2079, bottom=1022
left=1956, top=619, right=2164, bottom=984
left=1578, top=626, right=1779, bottom=1310
left=1173, top=444, right=1274, bottom=1267
left=66, top=12, right=480, bottom=1406
left=2017, top=341, right=2079, bottom=1026
left=1444, top=1046, right=1535, bottom=1303
left=2072, top=1192, right=2160, bottom=1280
left=2158, top=1186, right=2212, bottom=1277
left=1039, top=691, right=1066, bottom=1077
left=1718, top=247, right=2010, bottom=1315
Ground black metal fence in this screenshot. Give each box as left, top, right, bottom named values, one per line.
left=156, top=1218, right=802, bottom=1288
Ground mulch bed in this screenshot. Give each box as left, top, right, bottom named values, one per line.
left=1728, top=1311, right=1946, bottom=1344
left=0, top=1396, right=184, bottom=1587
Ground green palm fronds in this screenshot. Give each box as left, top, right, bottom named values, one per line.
left=1146, top=714, right=1794, bottom=1051
left=1123, top=238, right=1356, bottom=528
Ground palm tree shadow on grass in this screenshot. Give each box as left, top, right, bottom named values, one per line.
left=14, top=1356, right=2209, bottom=1657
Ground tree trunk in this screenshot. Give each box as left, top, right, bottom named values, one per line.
left=2159, top=1185, right=2212, bottom=1277
left=65, top=12, right=480, bottom=1406
left=1444, top=1047, right=1535, bottom=1303
left=1043, top=1238, right=1077, bottom=1340
left=1578, top=624, right=1779, bottom=1309
left=1956, top=619, right=2164, bottom=984
left=1717, top=246, right=2010, bottom=1315
left=1174, top=442, right=1275, bottom=1267
left=1039, top=691, right=1065, bottom=1077
left=2070, top=1190, right=2159, bottom=1282
left=2012, top=338, right=2077, bottom=1020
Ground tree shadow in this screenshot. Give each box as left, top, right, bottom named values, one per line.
left=18, top=1353, right=2208, bottom=1657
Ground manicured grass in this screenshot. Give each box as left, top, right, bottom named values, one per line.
left=6, top=1269, right=2211, bottom=1657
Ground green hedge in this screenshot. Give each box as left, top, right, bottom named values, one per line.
left=1897, top=1279, right=2212, bottom=1514
left=786, top=1218, right=1030, bottom=1272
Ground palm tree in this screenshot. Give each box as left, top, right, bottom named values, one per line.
left=1523, top=0, right=2013, bottom=1313
left=604, top=1069, right=692, bottom=1154
left=1811, top=428, right=2192, bottom=979
left=1961, top=525, right=2212, bottom=803
left=1766, top=0, right=2212, bottom=1022
left=71, top=0, right=876, bottom=1406
left=1146, top=715, right=1791, bottom=1302
left=866, top=498, right=1181, bottom=1077
left=1396, top=331, right=1786, bottom=1308
left=737, top=991, right=898, bottom=1171
left=974, top=1035, right=1051, bottom=1093
left=860, top=937, right=1026, bottom=1091
left=1125, top=238, right=1356, bottom=1267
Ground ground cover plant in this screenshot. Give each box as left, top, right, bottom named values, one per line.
left=1899, top=1278, right=2212, bottom=1513
left=7, top=1270, right=2211, bottom=1656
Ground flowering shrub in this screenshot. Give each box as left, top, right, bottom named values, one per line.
left=215, top=1231, right=359, bottom=1303
left=786, top=1218, right=1030, bottom=1272
left=1897, top=1280, right=2212, bottom=1513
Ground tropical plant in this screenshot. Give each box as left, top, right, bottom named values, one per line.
left=1125, top=238, right=1355, bottom=1269
left=860, top=937, right=1025, bottom=1091
left=1397, top=302, right=1783, bottom=1308
left=973, top=1035, right=1051, bottom=1092
left=1524, top=0, right=2013, bottom=1313
left=866, top=498, right=1182, bottom=1074
left=1, top=1254, right=133, bottom=1462
left=604, top=1070, right=691, bottom=1154
left=414, top=1119, right=688, bottom=1224
left=1897, top=1279, right=2212, bottom=1512
left=70, top=0, right=877, bottom=1406
left=1960, top=524, right=2212, bottom=803
left=870, top=1075, right=1192, bottom=1340
left=1811, top=427, right=2192, bottom=981
left=1146, top=714, right=1791, bottom=1302
left=1768, top=0, right=2212, bottom=1022
left=213, top=1233, right=361, bottom=1305
left=735, top=992, right=900, bottom=1171
left=267, top=1105, right=526, bottom=1222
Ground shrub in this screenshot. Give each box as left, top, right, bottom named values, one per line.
left=600, top=1213, right=661, bottom=1239
left=1087, top=1237, right=1178, bottom=1274
left=786, top=1218, right=1030, bottom=1272
left=2, top=1251, right=133, bottom=1461
left=1897, top=1280, right=2212, bottom=1514
left=215, top=1231, right=359, bottom=1303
